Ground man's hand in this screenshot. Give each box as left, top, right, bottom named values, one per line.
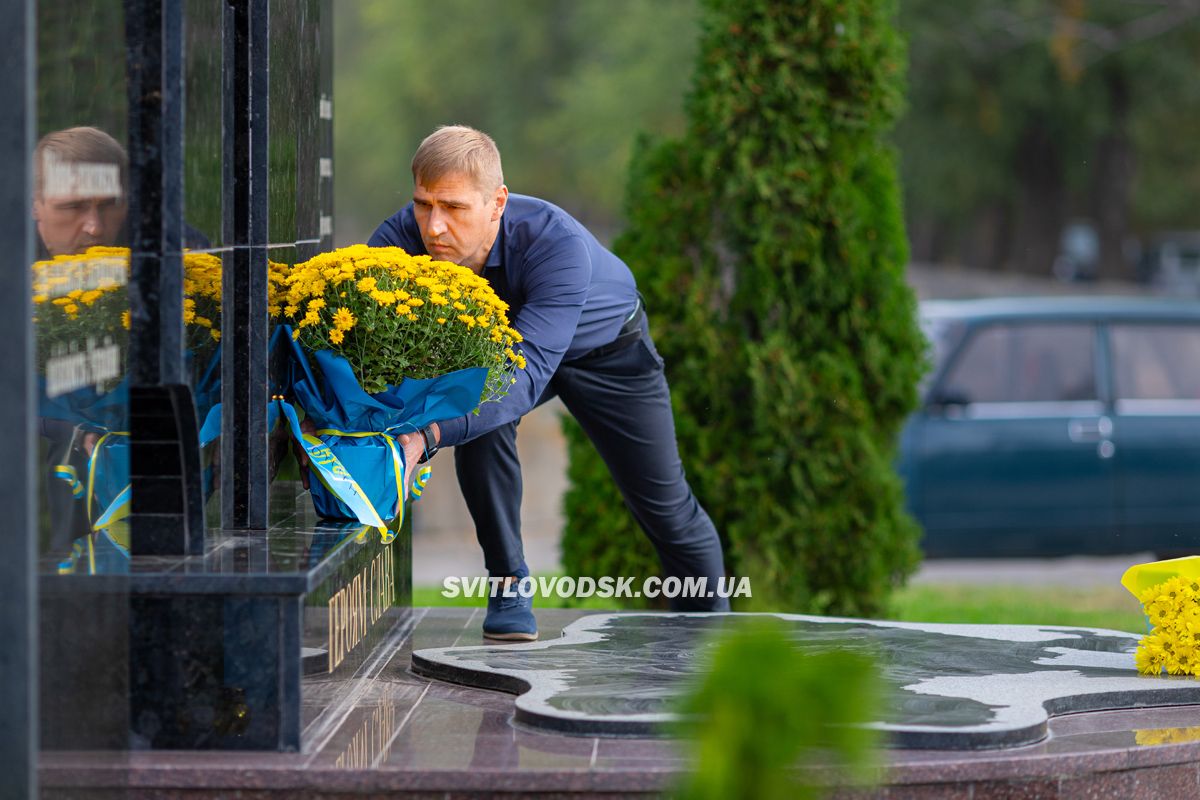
left=398, top=422, right=441, bottom=476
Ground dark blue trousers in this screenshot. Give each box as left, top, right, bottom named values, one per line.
left=453, top=318, right=730, bottom=612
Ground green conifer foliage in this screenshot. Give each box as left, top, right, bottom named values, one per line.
left=562, top=0, right=926, bottom=616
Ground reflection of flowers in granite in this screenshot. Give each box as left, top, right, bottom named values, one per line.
left=1134, top=725, right=1200, bottom=745
left=32, top=246, right=290, bottom=354
left=32, top=246, right=129, bottom=393
left=181, top=251, right=223, bottom=346
left=277, top=244, right=525, bottom=398
left=1135, top=576, right=1200, bottom=676
left=182, top=251, right=290, bottom=350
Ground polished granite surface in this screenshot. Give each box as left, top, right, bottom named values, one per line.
left=412, top=613, right=1200, bottom=749
left=41, top=482, right=384, bottom=592
left=39, top=608, right=1200, bottom=798
left=39, top=481, right=413, bottom=751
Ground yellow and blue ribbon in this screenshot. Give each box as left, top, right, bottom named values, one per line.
left=87, top=431, right=130, bottom=531
left=52, top=431, right=131, bottom=530
left=53, top=464, right=85, bottom=499
left=278, top=400, right=391, bottom=538
left=312, top=428, right=435, bottom=542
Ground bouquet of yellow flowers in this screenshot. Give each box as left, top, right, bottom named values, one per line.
left=1122, top=557, right=1200, bottom=677
left=277, top=244, right=524, bottom=397
left=274, top=245, right=525, bottom=528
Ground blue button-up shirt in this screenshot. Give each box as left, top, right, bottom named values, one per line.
left=368, top=193, right=639, bottom=447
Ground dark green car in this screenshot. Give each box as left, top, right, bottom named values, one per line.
left=899, top=297, right=1200, bottom=558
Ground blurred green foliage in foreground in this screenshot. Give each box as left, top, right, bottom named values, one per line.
left=672, top=617, right=880, bottom=800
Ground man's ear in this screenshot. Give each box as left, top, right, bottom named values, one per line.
left=491, top=185, right=508, bottom=221
left=31, top=198, right=41, bottom=221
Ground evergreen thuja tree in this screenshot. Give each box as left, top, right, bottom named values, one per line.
left=562, top=0, right=926, bottom=616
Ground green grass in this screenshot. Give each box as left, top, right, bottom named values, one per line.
left=414, top=579, right=1147, bottom=633
left=886, top=584, right=1145, bottom=634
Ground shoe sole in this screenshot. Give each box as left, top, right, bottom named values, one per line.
left=482, top=630, right=539, bottom=642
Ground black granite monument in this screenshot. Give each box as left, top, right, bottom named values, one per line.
left=5, top=0, right=412, bottom=760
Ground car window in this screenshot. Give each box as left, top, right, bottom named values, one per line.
left=940, top=323, right=1097, bottom=404
left=917, top=315, right=965, bottom=395
left=1111, top=324, right=1200, bottom=401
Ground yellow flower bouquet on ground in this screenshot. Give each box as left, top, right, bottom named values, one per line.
left=1122, top=557, right=1200, bottom=677
left=274, top=245, right=525, bottom=528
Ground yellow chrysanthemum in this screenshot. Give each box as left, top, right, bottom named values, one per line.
left=332, top=307, right=356, bottom=332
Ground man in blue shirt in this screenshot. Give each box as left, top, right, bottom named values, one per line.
left=372, top=126, right=728, bottom=640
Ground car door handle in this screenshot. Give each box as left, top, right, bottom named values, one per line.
left=1068, top=416, right=1112, bottom=442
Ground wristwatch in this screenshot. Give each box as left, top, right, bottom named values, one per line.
left=418, top=424, right=439, bottom=463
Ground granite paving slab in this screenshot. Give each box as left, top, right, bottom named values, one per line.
left=412, top=612, right=1200, bottom=749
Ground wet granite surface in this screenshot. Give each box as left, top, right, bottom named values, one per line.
left=412, top=613, right=1200, bottom=749
left=38, top=607, right=1200, bottom=798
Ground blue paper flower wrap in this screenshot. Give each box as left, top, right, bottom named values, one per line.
left=40, top=379, right=131, bottom=529
left=283, top=326, right=488, bottom=526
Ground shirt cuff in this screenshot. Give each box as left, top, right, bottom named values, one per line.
left=436, top=415, right=467, bottom=448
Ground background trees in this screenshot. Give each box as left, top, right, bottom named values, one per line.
left=561, top=0, right=926, bottom=615
left=333, top=0, right=1200, bottom=612
left=897, top=0, right=1200, bottom=279
left=333, top=0, right=699, bottom=244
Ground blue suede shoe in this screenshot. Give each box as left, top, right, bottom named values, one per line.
left=483, top=564, right=538, bottom=641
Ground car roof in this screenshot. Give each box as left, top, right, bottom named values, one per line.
left=919, top=296, right=1200, bottom=323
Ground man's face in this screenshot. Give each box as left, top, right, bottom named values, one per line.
left=33, top=193, right=126, bottom=257
left=412, top=171, right=507, bottom=273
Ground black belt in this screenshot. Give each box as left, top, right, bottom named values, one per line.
left=571, top=296, right=645, bottom=362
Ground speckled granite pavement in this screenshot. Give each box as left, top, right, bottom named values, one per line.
left=39, top=608, right=1200, bottom=799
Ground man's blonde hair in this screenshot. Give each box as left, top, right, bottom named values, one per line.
left=33, top=126, right=128, bottom=200
left=411, top=125, right=504, bottom=194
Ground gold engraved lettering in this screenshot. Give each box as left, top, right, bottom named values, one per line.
left=326, top=543, right=399, bottom=674
left=328, top=593, right=337, bottom=673
left=336, top=694, right=397, bottom=769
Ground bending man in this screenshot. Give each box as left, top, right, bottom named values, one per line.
left=371, top=125, right=728, bottom=641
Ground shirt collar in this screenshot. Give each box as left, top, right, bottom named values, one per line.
left=483, top=221, right=504, bottom=270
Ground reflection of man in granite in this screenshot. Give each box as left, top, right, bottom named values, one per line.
left=33, top=127, right=131, bottom=555
left=33, top=126, right=128, bottom=258
left=370, top=126, right=729, bottom=641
